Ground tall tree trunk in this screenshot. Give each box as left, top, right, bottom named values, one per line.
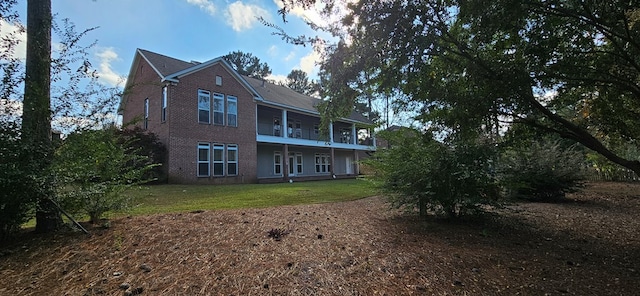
left=22, top=0, right=62, bottom=233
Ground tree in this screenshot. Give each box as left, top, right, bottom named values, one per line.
left=222, top=51, right=272, bottom=78
left=276, top=1, right=640, bottom=176
left=285, top=69, right=318, bottom=96
left=21, top=0, right=63, bottom=232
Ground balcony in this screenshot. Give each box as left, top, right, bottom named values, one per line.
left=256, top=104, right=375, bottom=151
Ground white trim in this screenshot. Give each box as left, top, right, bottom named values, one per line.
left=256, top=134, right=375, bottom=151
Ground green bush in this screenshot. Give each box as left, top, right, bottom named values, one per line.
left=366, top=128, right=501, bottom=218
left=117, top=127, right=167, bottom=183
left=498, top=139, right=586, bottom=201
left=53, top=127, right=157, bottom=223
left=0, top=122, right=37, bottom=240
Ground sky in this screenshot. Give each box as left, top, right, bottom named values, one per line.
left=5, top=0, right=331, bottom=88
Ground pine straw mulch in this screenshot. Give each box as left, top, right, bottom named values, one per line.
left=1, top=182, right=639, bottom=295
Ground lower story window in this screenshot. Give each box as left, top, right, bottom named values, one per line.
left=227, top=144, right=238, bottom=176
left=274, top=151, right=282, bottom=175
left=197, top=143, right=210, bottom=177
left=315, top=153, right=330, bottom=173
left=213, top=144, right=224, bottom=176
left=198, top=143, right=238, bottom=177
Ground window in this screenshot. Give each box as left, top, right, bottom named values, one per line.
left=144, top=98, right=149, bottom=129
left=296, top=153, right=303, bottom=174
left=315, top=153, right=330, bottom=173
left=273, top=117, right=281, bottom=136
left=341, top=129, right=352, bottom=144
left=213, top=93, right=224, bottom=125
left=161, top=87, right=167, bottom=122
left=313, top=124, right=319, bottom=135
left=295, top=121, right=302, bottom=138
left=197, top=143, right=210, bottom=177
left=216, top=75, right=222, bottom=86
left=227, top=144, right=238, bottom=176
left=198, top=90, right=210, bottom=124
left=274, top=151, right=282, bottom=175
left=213, top=144, right=224, bottom=176
left=227, top=95, right=237, bottom=127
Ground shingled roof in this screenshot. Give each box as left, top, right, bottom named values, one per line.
left=138, top=49, right=194, bottom=78
left=125, top=49, right=372, bottom=124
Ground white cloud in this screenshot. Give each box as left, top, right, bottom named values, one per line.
left=272, top=0, right=329, bottom=27
left=267, top=74, right=288, bottom=85
left=95, top=47, right=125, bottom=87
left=225, top=1, right=270, bottom=32
left=267, top=45, right=278, bottom=57
left=186, top=0, right=217, bottom=16
left=298, top=49, right=321, bottom=77
left=284, top=50, right=296, bottom=62
left=0, top=19, right=27, bottom=60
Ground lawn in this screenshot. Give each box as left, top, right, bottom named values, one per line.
left=120, top=178, right=377, bottom=216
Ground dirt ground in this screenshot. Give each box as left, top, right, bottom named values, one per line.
left=0, top=182, right=638, bottom=295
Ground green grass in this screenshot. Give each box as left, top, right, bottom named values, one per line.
left=117, top=178, right=377, bottom=217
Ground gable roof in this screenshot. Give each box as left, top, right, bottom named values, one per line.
left=138, top=49, right=194, bottom=78
left=122, top=49, right=372, bottom=124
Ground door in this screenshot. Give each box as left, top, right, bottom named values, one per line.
left=345, top=156, right=353, bottom=175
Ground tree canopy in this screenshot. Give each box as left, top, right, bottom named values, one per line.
left=279, top=0, right=640, bottom=175
left=222, top=50, right=272, bottom=78
left=285, top=69, right=318, bottom=96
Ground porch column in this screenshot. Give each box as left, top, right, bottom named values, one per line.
left=329, top=121, right=334, bottom=143
left=282, top=109, right=288, bottom=138
left=354, top=149, right=359, bottom=175
left=372, top=130, right=377, bottom=147
left=330, top=147, right=335, bottom=177
left=351, top=123, right=357, bottom=145
left=283, top=144, right=289, bottom=180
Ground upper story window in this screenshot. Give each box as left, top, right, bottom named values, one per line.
left=161, top=87, right=167, bottom=122
left=213, top=93, right=224, bottom=125
left=216, top=75, right=222, bottom=86
left=198, top=90, right=210, bottom=124
left=144, top=98, right=149, bottom=130
left=227, top=95, right=237, bottom=127
left=273, top=117, right=281, bottom=136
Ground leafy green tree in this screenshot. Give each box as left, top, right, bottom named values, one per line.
left=0, top=122, right=38, bottom=240
left=117, top=127, right=167, bottom=183
left=53, top=127, right=156, bottom=224
left=222, top=51, right=272, bottom=78
left=274, top=0, right=640, bottom=176
left=285, top=69, right=318, bottom=96
left=366, top=128, right=501, bottom=218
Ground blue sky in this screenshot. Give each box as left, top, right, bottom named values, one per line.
left=7, top=0, right=329, bottom=87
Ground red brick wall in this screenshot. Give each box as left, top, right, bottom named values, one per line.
left=123, top=55, right=258, bottom=184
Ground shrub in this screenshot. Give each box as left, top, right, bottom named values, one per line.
left=117, top=127, right=167, bottom=183
left=366, top=128, right=501, bottom=218
left=54, top=127, right=157, bottom=223
left=0, top=122, right=37, bottom=240
left=498, top=139, right=586, bottom=201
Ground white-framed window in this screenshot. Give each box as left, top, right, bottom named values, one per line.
left=313, top=124, right=319, bottom=135
left=315, top=153, right=330, bottom=173
left=295, top=121, right=302, bottom=138
left=161, top=87, right=167, bottom=122
left=295, top=152, right=303, bottom=174
left=273, top=117, right=281, bottom=136
left=197, top=143, right=210, bottom=177
left=213, top=144, right=224, bottom=176
left=274, top=151, right=282, bottom=175
left=144, top=98, right=149, bottom=129
left=227, top=95, right=237, bottom=127
left=227, top=144, right=238, bottom=176
left=215, top=75, right=222, bottom=86
left=213, top=93, right=224, bottom=125
left=198, top=90, right=210, bottom=124
left=340, top=129, right=352, bottom=144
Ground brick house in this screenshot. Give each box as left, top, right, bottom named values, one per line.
left=119, top=49, right=376, bottom=184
